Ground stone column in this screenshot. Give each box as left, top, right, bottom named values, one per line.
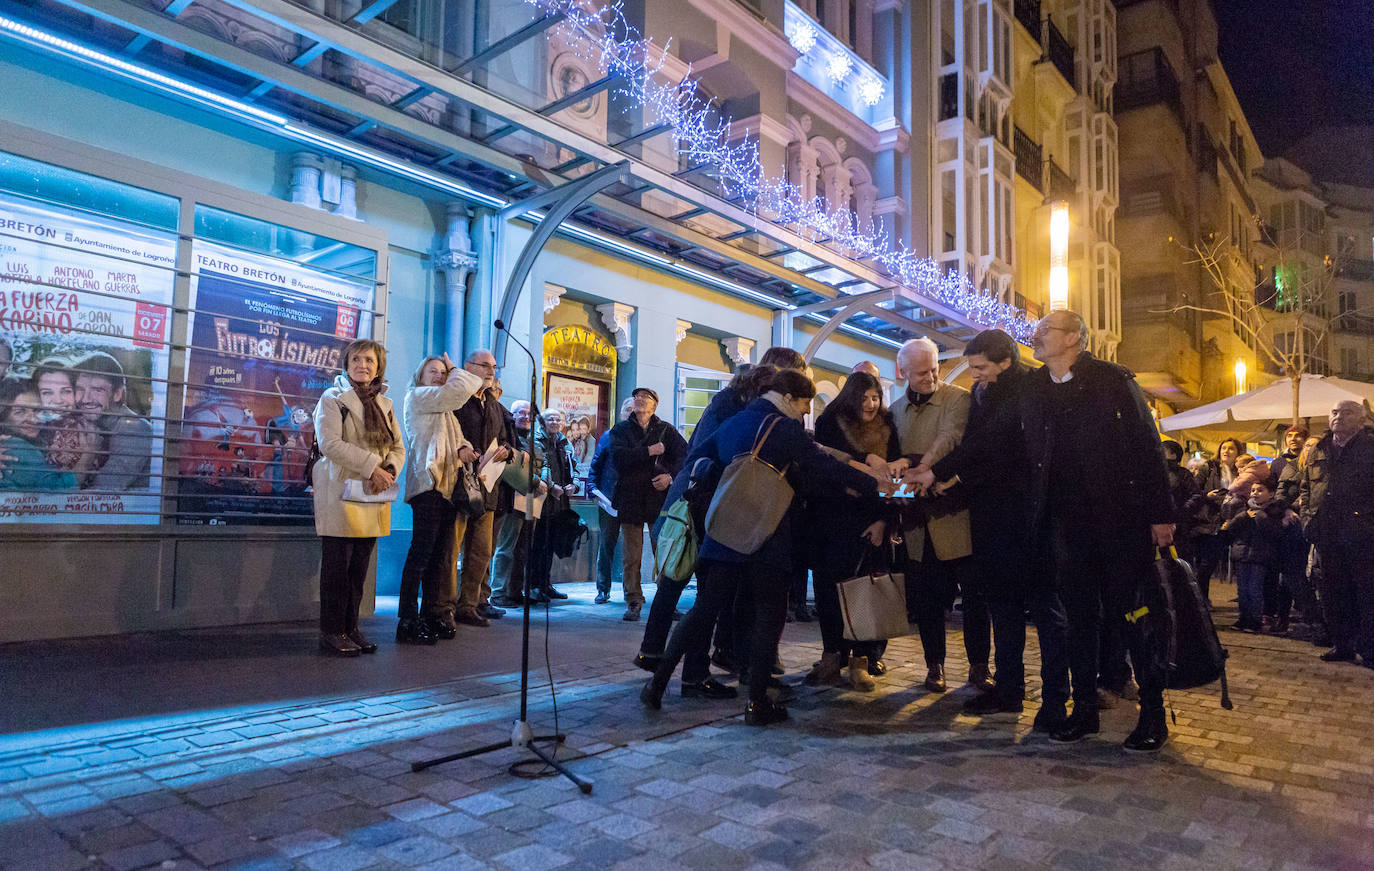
left=437, top=203, right=477, bottom=356
left=289, top=153, right=323, bottom=210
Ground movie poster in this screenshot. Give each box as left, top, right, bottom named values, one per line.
left=176, top=241, right=374, bottom=525
left=546, top=372, right=608, bottom=487
left=0, top=193, right=174, bottom=524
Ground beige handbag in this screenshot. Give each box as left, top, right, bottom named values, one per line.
left=838, top=550, right=909, bottom=641
left=703, top=415, right=793, bottom=555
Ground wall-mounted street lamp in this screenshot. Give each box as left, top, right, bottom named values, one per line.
left=1234, top=358, right=1247, bottom=395
left=1048, top=200, right=1069, bottom=311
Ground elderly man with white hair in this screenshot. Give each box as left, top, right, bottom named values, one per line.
left=1300, top=399, right=1374, bottom=668
left=890, top=336, right=992, bottom=694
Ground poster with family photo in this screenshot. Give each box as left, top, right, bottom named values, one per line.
left=0, top=193, right=173, bottom=523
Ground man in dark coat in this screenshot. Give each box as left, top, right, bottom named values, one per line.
left=605, top=387, right=687, bottom=620
left=927, top=329, right=1063, bottom=719
left=1300, top=400, right=1374, bottom=667
left=448, top=350, right=513, bottom=628
left=1021, top=310, right=1174, bottom=751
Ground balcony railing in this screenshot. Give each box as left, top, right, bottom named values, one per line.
left=1195, top=129, right=1219, bottom=181
left=1045, top=17, right=1075, bottom=84
left=1115, top=48, right=1184, bottom=126
left=939, top=73, right=959, bottom=121
left=1014, top=0, right=1041, bottom=38
left=1013, top=126, right=1044, bottom=192
left=1049, top=162, right=1076, bottom=199
left=1337, top=314, right=1374, bottom=336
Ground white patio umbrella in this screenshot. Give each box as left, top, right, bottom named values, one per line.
left=1159, top=374, right=1374, bottom=440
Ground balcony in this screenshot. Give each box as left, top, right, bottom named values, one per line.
left=1045, top=17, right=1075, bottom=85
left=1116, top=48, right=1185, bottom=127
left=1048, top=162, right=1076, bottom=200
left=1337, top=314, right=1374, bottom=336
left=1337, top=258, right=1374, bottom=281
left=1194, top=129, right=1219, bottom=181
left=1014, top=0, right=1041, bottom=38
left=1013, top=126, right=1044, bottom=192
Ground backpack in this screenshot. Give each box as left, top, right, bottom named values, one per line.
left=1131, top=546, right=1232, bottom=709
left=302, top=405, right=348, bottom=486
left=654, top=496, right=698, bottom=582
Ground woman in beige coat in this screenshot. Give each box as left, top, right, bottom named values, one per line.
left=312, top=339, right=405, bottom=657
left=397, top=353, right=482, bottom=644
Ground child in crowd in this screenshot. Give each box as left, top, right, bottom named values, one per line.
left=1221, top=478, right=1300, bottom=632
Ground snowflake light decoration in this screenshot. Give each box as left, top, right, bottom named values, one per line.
left=788, top=21, right=817, bottom=54
left=857, top=75, right=884, bottom=107
left=824, top=51, right=853, bottom=85
left=524, top=0, right=1035, bottom=341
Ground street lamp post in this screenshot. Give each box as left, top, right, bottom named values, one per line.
left=1049, top=201, right=1069, bottom=311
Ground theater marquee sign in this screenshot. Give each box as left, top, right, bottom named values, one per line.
left=542, top=325, right=616, bottom=380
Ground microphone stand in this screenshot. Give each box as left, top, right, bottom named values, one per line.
left=411, top=321, right=591, bottom=794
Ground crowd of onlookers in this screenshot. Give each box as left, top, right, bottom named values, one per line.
left=306, top=311, right=1373, bottom=752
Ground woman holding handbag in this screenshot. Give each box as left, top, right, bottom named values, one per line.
left=641, top=369, right=889, bottom=725
left=312, top=339, right=406, bottom=657
left=809, top=371, right=903, bottom=691
left=397, top=353, right=483, bottom=645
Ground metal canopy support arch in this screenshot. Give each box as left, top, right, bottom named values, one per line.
left=492, top=161, right=632, bottom=367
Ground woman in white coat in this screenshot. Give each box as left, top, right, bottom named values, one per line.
left=312, top=339, right=405, bottom=657
left=397, top=353, right=482, bottom=644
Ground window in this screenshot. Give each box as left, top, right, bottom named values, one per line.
left=675, top=364, right=731, bottom=440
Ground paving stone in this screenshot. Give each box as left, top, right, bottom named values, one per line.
left=491, top=842, right=572, bottom=869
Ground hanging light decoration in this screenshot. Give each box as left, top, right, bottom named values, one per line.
left=525, top=0, right=1035, bottom=341
left=788, top=20, right=817, bottom=54
left=857, top=75, right=885, bottom=107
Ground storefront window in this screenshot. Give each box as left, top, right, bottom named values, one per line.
left=675, top=363, right=731, bottom=441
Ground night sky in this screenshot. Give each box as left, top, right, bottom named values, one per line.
left=1213, top=0, right=1374, bottom=156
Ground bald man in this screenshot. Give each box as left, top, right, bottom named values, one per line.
left=1300, top=399, right=1374, bottom=668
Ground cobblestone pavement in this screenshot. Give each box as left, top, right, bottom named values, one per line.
left=2, top=581, right=1373, bottom=870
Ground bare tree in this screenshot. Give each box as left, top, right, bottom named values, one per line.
left=1157, top=229, right=1339, bottom=426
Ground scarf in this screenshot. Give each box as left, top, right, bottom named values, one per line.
left=837, top=414, right=893, bottom=460
left=763, top=391, right=802, bottom=420
left=350, top=377, right=393, bottom=454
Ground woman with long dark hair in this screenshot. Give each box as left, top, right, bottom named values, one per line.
left=312, top=339, right=405, bottom=657
left=808, top=371, right=901, bottom=690
left=1191, top=437, right=1245, bottom=599
left=641, top=368, right=888, bottom=725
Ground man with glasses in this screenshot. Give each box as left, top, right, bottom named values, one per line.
left=446, top=350, right=513, bottom=629
left=1020, top=310, right=1173, bottom=751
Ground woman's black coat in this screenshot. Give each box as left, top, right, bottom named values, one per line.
left=809, top=408, right=900, bottom=577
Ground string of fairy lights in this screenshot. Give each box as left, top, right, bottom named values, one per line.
left=527, top=0, right=1036, bottom=341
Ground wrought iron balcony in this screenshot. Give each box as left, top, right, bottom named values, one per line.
left=1115, top=48, right=1184, bottom=126
left=1048, top=161, right=1076, bottom=199
left=1045, top=17, right=1075, bottom=85
left=1013, top=126, right=1044, bottom=192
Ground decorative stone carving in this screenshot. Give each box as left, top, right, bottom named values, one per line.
left=437, top=203, right=477, bottom=353
left=675, top=319, right=692, bottom=345
left=721, top=337, right=755, bottom=366
left=597, top=302, right=635, bottom=362
left=545, top=283, right=568, bottom=316
left=289, top=153, right=323, bottom=210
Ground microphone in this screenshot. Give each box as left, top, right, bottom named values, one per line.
left=495, top=319, right=538, bottom=368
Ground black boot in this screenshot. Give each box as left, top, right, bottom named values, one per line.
left=1049, top=707, right=1100, bottom=743
left=744, top=699, right=789, bottom=726
left=1123, top=706, right=1169, bottom=753
left=639, top=677, right=666, bottom=710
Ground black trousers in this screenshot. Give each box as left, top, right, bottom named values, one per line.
left=1048, top=517, right=1163, bottom=711
left=320, top=536, right=376, bottom=635
left=1192, top=533, right=1227, bottom=602
left=529, top=515, right=557, bottom=593
left=1316, top=536, right=1374, bottom=661
left=639, top=573, right=711, bottom=680
left=908, top=548, right=990, bottom=668
left=655, top=560, right=790, bottom=702
left=398, top=491, right=457, bottom=620
left=812, top=569, right=882, bottom=661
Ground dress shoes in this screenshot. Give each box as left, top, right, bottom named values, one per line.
left=424, top=615, right=458, bottom=639
left=639, top=679, right=665, bottom=710
left=542, top=586, right=568, bottom=600
left=319, top=633, right=361, bottom=657
left=490, top=594, right=523, bottom=608
left=395, top=618, right=438, bottom=646
left=744, top=699, right=789, bottom=727
left=525, top=590, right=551, bottom=605
left=1320, top=648, right=1357, bottom=662
left=682, top=677, right=738, bottom=699
left=924, top=664, right=947, bottom=693
left=346, top=629, right=378, bottom=654
left=967, top=663, right=995, bottom=694
left=633, top=652, right=663, bottom=673
left=710, top=648, right=739, bottom=673
left=1032, top=705, right=1069, bottom=733
left=622, top=603, right=642, bottom=621
left=454, top=610, right=490, bottom=628
left=962, top=693, right=1023, bottom=715
left=479, top=602, right=506, bottom=618
left=1123, top=706, right=1169, bottom=753
left=870, top=659, right=887, bottom=676
left=594, top=592, right=611, bottom=604
left=1049, top=709, right=1100, bottom=743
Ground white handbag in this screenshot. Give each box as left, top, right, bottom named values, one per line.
left=837, top=551, right=909, bottom=642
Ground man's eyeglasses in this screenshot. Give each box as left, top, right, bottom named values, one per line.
left=468, top=361, right=497, bottom=371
